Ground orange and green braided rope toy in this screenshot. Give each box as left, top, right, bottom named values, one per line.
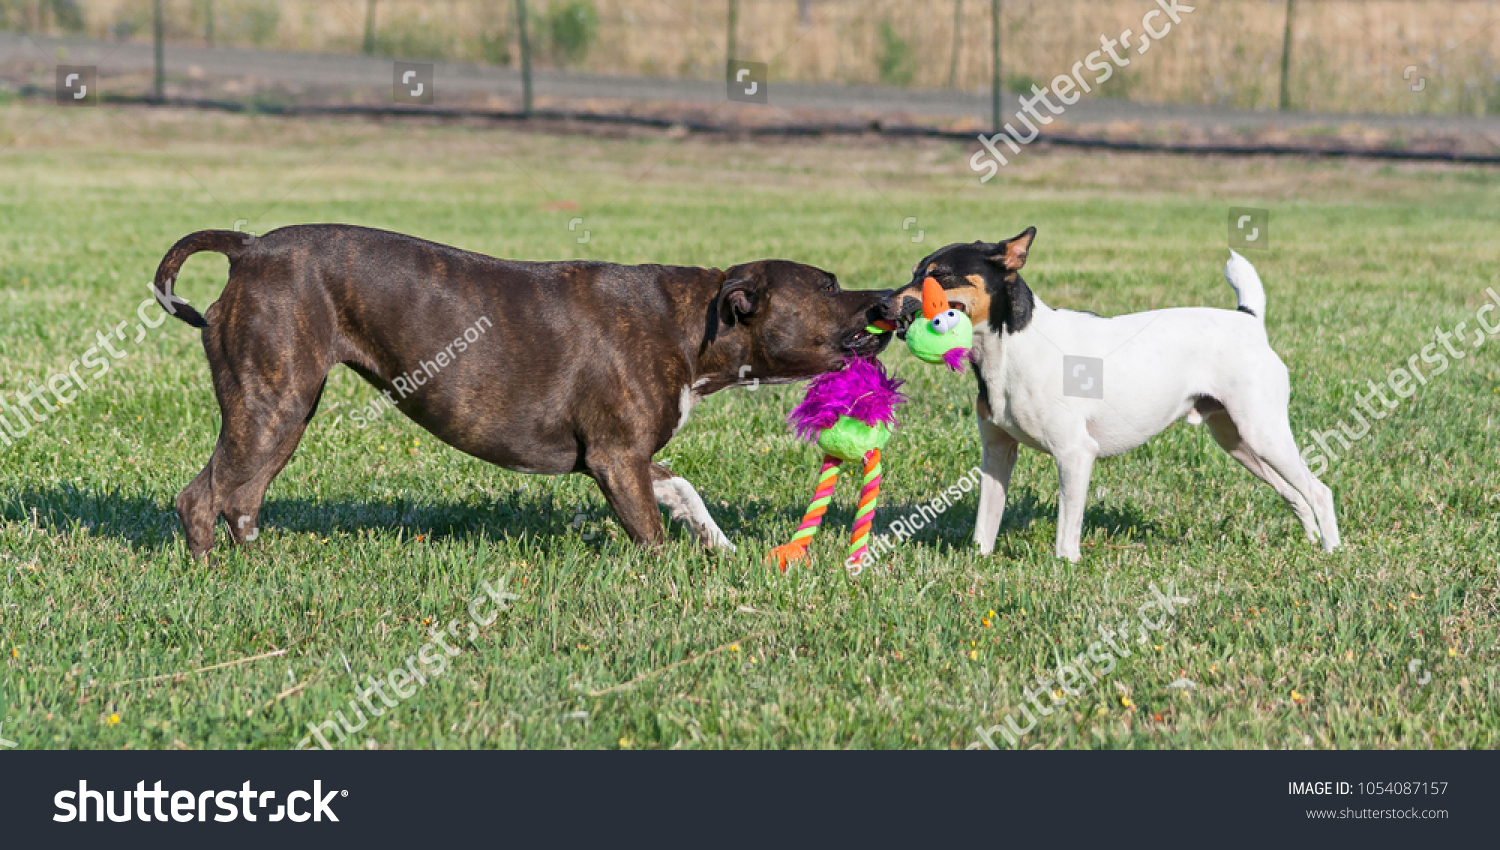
left=769, top=358, right=903, bottom=573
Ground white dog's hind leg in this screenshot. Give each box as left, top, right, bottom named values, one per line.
left=1210, top=412, right=1339, bottom=551
left=1205, top=411, right=1320, bottom=544
left=1260, top=437, right=1339, bottom=552
left=1053, top=449, right=1096, bottom=562
left=975, top=418, right=1020, bottom=555
left=1309, top=477, right=1340, bottom=551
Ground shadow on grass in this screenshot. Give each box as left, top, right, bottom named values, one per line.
left=2, top=484, right=588, bottom=553
left=2, top=482, right=833, bottom=555
left=809, top=488, right=1162, bottom=560
left=1, top=482, right=1163, bottom=558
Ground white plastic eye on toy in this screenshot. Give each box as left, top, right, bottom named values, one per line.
left=931, top=309, right=962, bottom=334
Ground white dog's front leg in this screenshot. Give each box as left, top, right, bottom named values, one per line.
left=974, top=418, right=1019, bottom=555
left=651, top=474, right=736, bottom=552
left=1053, top=451, right=1096, bottom=562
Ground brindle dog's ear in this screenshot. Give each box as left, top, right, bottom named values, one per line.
left=987, top=226, right=1037, bottom=272
left=718, top=277, right=765, bottom=326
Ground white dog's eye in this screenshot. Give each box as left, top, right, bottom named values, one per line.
left=931, top=309, right=961, bottom=334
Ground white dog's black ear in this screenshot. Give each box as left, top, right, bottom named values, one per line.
left=988, top=227, right=1037, bottom=272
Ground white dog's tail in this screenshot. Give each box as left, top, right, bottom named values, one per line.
left=1225, top=250, right=1266, bottom=321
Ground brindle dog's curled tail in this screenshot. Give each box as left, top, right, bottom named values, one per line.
left=152, top=230, right=250, bottom=329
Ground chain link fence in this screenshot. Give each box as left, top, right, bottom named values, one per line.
left=3, top=0, right=1499, bottom=116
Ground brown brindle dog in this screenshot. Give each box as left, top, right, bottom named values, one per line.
left=153, top=224, right=895, bottom=560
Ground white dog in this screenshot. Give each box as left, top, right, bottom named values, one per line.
left=893, top=228, right=1340, bottom=561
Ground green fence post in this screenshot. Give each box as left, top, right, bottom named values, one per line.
left=727, top=0, right=739, bottom=67
left=153, top=0, right=165, bottom=102
left=363, top=0, right=378, bottom=55
left=990, top=0, right=1001, bottom=133
left=948, top=0, right=964, bottom=89
left=1279, top=0, right=1295, bottom=111
left=516, top=0, right=533, bottom=115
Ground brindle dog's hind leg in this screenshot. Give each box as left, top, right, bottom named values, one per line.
left=176, top=290, right=336, bottom=560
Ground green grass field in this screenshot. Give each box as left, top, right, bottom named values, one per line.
left=1, top=104, right=1497, bottom=749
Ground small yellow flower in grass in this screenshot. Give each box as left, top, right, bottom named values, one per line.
left=618, top=737, right=632, bottom=748
left=1119, top=696, right=1133, bottom=709
left=982, top=618, right=991, bottom=628
left=1052, top=689, right=1065, bottom=701
left=967, top=650, right=978, bottom=660
left=379, top=445, right=386, bottom=452
left=1153, top=644, right=1163, bottom=652
left=1291, top=690, right=1308, bottom=706
left=107, top=713, right=120, bottom=726
left=729, top=644, right=740, bottom=653
left=1448, top=647, right=1457, bottom=658
left=10, top=648, right=16, bottom=659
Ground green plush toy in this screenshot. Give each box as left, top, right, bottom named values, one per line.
left=816, top=416, right=892, bottom=462
left=904, top=276, right=973, bottom=370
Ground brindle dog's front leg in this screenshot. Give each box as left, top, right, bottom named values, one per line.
left=586, top=451, right=664, bottom=546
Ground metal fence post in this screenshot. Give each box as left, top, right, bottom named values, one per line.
left=948, top=0, right=963, bottom=89
left=727, top=0, right=739, bottom=67
left=516, top=0, right=533, bottom=115
left=1279, top=0, right=1295, bottom=111
left=991, top=0, right=1001, bottom=133
left=153, top=0, right=165, bottom=102
left=363, top=0, right=378, bottom=55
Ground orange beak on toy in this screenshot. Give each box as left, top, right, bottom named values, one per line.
left=921, top=277, right=950, bottom=321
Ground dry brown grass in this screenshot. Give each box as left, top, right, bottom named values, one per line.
left=25, top=0, right=1500, bottom=114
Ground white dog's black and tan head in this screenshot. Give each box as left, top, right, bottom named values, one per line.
left=892, top=227, right=1038, bottom=336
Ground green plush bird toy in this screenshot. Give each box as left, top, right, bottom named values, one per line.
left=904, top=276, right=973, bottom=371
